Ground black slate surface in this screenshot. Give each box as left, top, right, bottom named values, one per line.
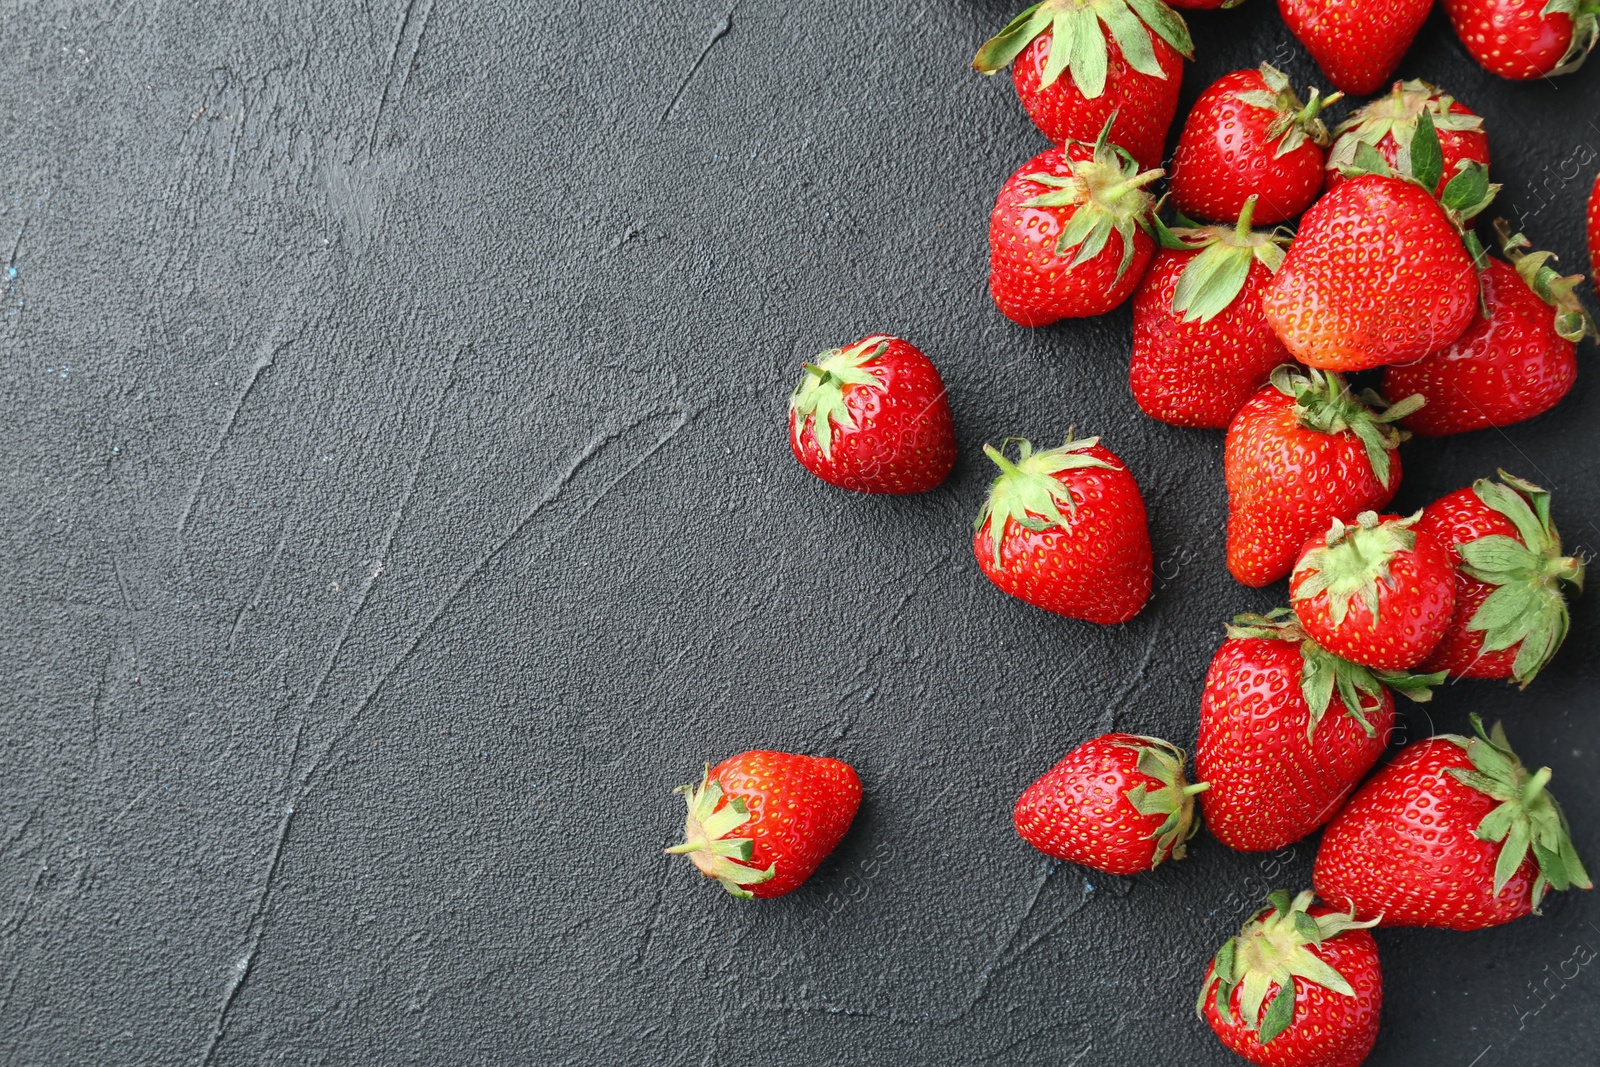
left=2, top=2, right=1598, bottom=1064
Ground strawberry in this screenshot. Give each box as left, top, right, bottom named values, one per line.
left=788, top=335, right=957, bottom=494
left=1289, top=512, right=1457, bottom=670
left=989, top=134, right=1162, bottom=327
left=1169, top=64, right=1340, bottom=225
left=1197, top=610, right=1441, bottom=852
left=1013, top=734, right=1207, bottom=874
left=973, top=435, right=1152, bottom=623
left=1224, top=367, right=1420, bottom=588
left=1314, top=715, right=1591, bottom=929
left=1443, top=0, right=1600, bottom=80
left=667, top=751, right=861, bottom=899
left=1384, top=224, right=1596, bottom=435
left=1589, top=171, right=1600, bottom=279
left=1130, top=200, right=1292, bottom=428
left=972, top=0, right=1193, bottom=170
left=1414, top=473, right=1584, bottom=685
left=1279, top=0, right=1432, bottom=95
left=1199, top=891, right=1382, bottom=1067
left=1324, top=81, right=1491, bottom=204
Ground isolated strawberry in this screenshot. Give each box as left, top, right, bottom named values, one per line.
left=973, top=0, right=1193, bottom=169
left=1443, top=0, right=1600, bottom=80
left=1197, top=610, right=1441, bottom=852
left=1315, top=715, right=1591, bottom=929
left=1014, top=734, right=1207, bottom=874
left=1289, top=512, right=1457, bottom=670
left=1279, top=0, right=1432, bottom=95
left=1324, top=81, right=1490, bottom=203
left=973, top=435, right=1152, bottom=623
left=1414, top=473, right=1584, bottom=684
left=1169, top=64, right=1340, bottom=225
left=1199, top=890, right=1382, bottom=1067
left=1385, top=225, right=1596, bottom=435
left=667, top=751, right=861, bottom=899
left=1224, top=367, right=1420, bottom=588
left=788, top=335, right=957, bottom=493
left=989, top=135, right=1162, bottom=327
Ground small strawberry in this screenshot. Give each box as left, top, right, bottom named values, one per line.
left=667, top=751, right=861, bottom=899
left=1324, top=81, right=1490, bottom=204
left=973, top=435, right=1152, bottom=623
left=989, top=134, right=1162, bottom=327
left=1279, top=0, right=1432, bottom=95
left=1414, top=473, right=1584, bottom=685
left=1197, top=610, right=1441, bottom=852
left=1589, top=171, right=1600, bottom=278
left=1169, top=64, right=1340, bottom=225
left=1443, top=0, right=1600, bottom=80
left=1224, top=366, right=1420, bottom=588
left=1289, top=512, right=1457, bottom=670
left=1314, top=715, right=1592, bottom=929
left=1384, top=223, right=1596, bottom=435
left=1014, top=734, right=1207, bottom=874
left=788, top=335, right=957, bottom=493
left=1199, top=890, right=1382, bottom=1067
left=973, top=0, right=1193, bottom=169
left=1130, top=200, right=1292, bottom=428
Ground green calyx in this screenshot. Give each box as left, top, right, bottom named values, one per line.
left=1329, top=80, right=1485, bottom=173
left=1234, top=63, right=1342, bottom=158
left=1226, top=608, right=1443, bottom=740
left=1292, top=511, right=1420, bottom=628
left=1114, top=736, right=1210, bottom=867
left=972, top=0, right=1193, bottom=99
left=1272, top=366, right=1423, bottom=489
left=1153, top=196, right=1290, bottom=323
left=788, top=338, right=888, bottom=460
left=1196, top=889, right=1378, bottom=1045
left=1543, top=0, right=1600, bottom=76
left=664, top=765, right=776, bottom=899
left=1493, top=220, right=1599, bottom=344
left=1443, top=714, right=1592, bottom=911
left=974, top=435, right=1115, bottom=567
left=1458, top=472, right=1585, bottom=686
left=1021, top=126, right=1163, bottom=282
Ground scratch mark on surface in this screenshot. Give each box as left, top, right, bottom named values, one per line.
left=659, top=6, right=736, bottom=128
left=2, top=862, right=47, bottom=937
left=229, top=520, right=289, bottom=650
left=0, top=808, right=38, bottom=858
left=367, top=0, right=434, bottom=155
left=629, top=859, right=673, bottom=967
left=108, top=785, right=153, bottom=829
left=4, top=218, right=26, bottom=270
left=1099, top=624, right=1159, bottom=733
left=949, top=861, right=1060, bottom=1021
left=176, top=335, right=291, bottom=534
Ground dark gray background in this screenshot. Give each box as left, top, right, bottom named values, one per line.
left=2, top=1, right=1597, bottom=1064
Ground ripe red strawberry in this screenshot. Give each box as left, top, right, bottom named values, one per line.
left=788, top=335, right=957, bottom=493
left=667, top=751, right=861, bottom=899
left=1315, top=715, right=1591, bottom=929
left=1324, top=81, right=1490, bottom=204
left=1382, top=226, right=1595, bottom=435
left=973, top=435, right=1152, bottom=623
left=973, top=1, right=1193, bottom=170
left=989, top=135, right=1162, bottom=327
left=1443, top=0, right=1600, bottom=80
left=1197, top=609, right=1441, bottom=852
left=1414, top=473, right=1584, bottom=684
left=1279, top=0, right=1432, bottom=95
left=1589, top=171, right=1600, bottom=278
left=1130, top=200, right=1292, bottom=428
left=1289, top=512, right=1457, bottom=670
left=1169, top=64, right=1340, bottom=225
left=1224, top=367, right=1419, bottom=588
left=1199, top=891, right=1382, bottom=1067
left=1014, top=734, right=1207, bottom=874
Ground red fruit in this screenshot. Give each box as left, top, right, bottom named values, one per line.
left=1224, top=367, right=1416, bottom=588
left=1199, top=891, right=1382, bottom=1067
left=788, top=335, right=957, bottom=493
left=1325, top=81, right=1491, bottom=204
left=1443, top=0, right=1600, bottom=80
left=1314, top=715, right=1592, bottom=929
left=1289, top=512, right=1457, bottom=670
left=973, top=435, right=1152, bottom=623
left=1279, top=0, right=1432, bottom=95
left=1130, top=199, right=1292, bottom=428
left=989, top=137, right=1161, bottom=327
left=1414, top=473, right=1584, bottom=684
left=973, top=1, right=1194, bottom=170
left=1170, top=64, right=1340, bottom=225
left=1589, top=171, right=1600, bottom=279
left=1197, top=609, right=1440, bottom=852
left=667, top=751, right=861, bottom=899
left=1013, top=734, right=1206, bottom=875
